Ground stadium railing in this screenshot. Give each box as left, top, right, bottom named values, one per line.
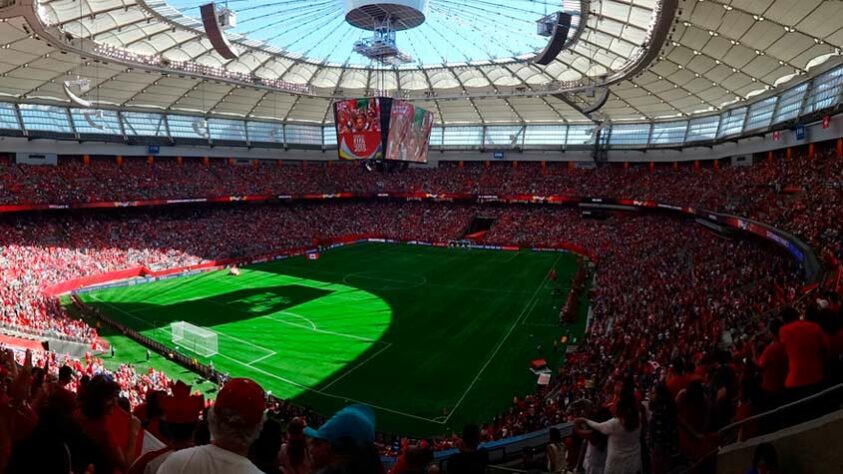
left=680, top=382, right=843, bottom=473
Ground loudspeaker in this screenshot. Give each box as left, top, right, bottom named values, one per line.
left=533, top=12, right=572, bottom=66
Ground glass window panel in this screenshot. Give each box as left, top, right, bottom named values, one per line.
left=247, top=121, right=283, bottom=143
left=524, top=125, right=566, bottom=146
left=323, top=126, right=337, bottom=146
left=650, top=121, right=687, bottom=145
left=686, top=116, right=719, bottom=141
left=70, top=108, right=120, bottom=135
left=121, top=112, right=167, bottom=136
left=285, top=125, right=322, bottom=145
left=774, top=83, right=807, bottom=124
left=208, top=118, right=246, bottom=142
left=565, top=125, right=596, bottom=145
left=0, top=103, right=20, bottom=130
left=804, top=67, right=843, bottom=114
left=717, top=107, right=746, bottom=138
left=168, top=115, right=208, bottom=139
left=442, top=126, right=483, bottom=146
left=19, top=104, right=71, bottom=133
left=745, top=97, right=777, bottom=131
left=609, top=124, right=650, bottom=146
left=429, top=126, right=444, bottom=146
left=484, top=126, right=523, bottom=147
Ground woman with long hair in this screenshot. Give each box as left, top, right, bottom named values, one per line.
left=279, top=417, right=310, bottom=474
left=575, top=386, right=642, bottom=474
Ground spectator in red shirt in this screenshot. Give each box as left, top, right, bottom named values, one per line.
left=754, top=319, right=788, bottom=409
left=778, top=307, right=828, bottom=393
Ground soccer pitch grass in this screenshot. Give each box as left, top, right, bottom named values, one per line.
left=79, top=243, right=585, bottom=436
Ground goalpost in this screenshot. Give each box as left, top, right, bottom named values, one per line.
left=171, top=321, right=218, bottom=357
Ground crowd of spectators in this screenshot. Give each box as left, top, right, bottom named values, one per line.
left=0, top=143, right=840, bottom=472
left=0, top=142, right=839, bottom=261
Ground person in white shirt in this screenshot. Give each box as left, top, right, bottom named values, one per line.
left=157, top=378, right=267, bottom=474
left=575, top=386, right=642, bottom=474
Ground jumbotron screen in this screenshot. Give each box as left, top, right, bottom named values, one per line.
left=334, top=98, right=383, bottom=160
left=385, top=101, right=434, bottom=163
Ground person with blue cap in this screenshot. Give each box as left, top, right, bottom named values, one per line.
left=304, top=404, right=385, bottom=474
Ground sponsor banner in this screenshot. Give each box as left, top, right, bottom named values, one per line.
left=166, top=198, right=208, bottom=204
left=16, top=152, right=58, bottom=166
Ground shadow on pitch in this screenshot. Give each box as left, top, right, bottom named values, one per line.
left=86, top=284, right=332, bottom=331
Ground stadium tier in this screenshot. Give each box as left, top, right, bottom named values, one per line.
left=1, top=0, right=843, bottom=473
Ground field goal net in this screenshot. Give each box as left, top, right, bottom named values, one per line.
left=171, top=321, right=218, bottom=357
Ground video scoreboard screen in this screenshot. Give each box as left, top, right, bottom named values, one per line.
left=333, top=97, right=433, bottom=163
left=385, top=101, right=434, bottom=163
left=335, top=98, right=383, bottom=160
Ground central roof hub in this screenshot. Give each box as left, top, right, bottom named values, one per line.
left=343, top=0, right=430, bottom=31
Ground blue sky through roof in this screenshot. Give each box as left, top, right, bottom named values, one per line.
left=167, top=0, right=579, bottom=66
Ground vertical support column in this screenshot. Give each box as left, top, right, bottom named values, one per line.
left=786, top=147, right=793, bottom=160
left=147, top=155, right=154, bottom=166
left=83, top=155, right=91, bottom=166
left=837, top=138, right=843, bottom=159
left=116, top=155, right=124, bottom=166
left=808, top=143, right=815, bottom=160
left=767, top=151, right=774, bottom=163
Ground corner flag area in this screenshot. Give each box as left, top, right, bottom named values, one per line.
left=79, top=243, right=586, bottom=436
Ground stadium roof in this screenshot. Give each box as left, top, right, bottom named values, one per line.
left=0, top=0, right=840, bottom=125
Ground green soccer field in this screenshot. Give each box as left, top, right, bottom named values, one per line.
left=79, top=243, right=586, bottom=436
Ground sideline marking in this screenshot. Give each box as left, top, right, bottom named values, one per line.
left=320, top=342, right=393, bottom=391
left=443, top=254, right=560, bottom=423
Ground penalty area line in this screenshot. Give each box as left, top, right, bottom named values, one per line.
left=247, top=351, right=278, bottom=366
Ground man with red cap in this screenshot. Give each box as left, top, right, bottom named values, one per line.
left=158, top=378, right=266, bottom=474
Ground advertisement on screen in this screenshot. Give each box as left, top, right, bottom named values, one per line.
left=334, top=98, right=383, bottom=160
left=385, top=101, right=434, bottom=163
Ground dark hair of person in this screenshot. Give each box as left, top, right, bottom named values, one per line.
left=769, top=319, right=783, bottom=340
left=588, top=407, right=611, bottom=450
left=616, top=386, right=640, bottom=432
left=144, top=390, right=166, bottom=423
left=193, top=408, right=211, bottom=446
left=462, top=423, right=481, bottom=449
left=79, top=374, right=120, bottom=419
left=58, top=365, right=73, bottom=383
left=285, top=420, right=307, bottom=468
left=117, top=396, right=131, bottom=413
left=160, top=420, right=198, bottom=444
left=549, top=427, right=562, bottom=444
left=324, top=437, right=386, bottom=474
left=653, top=382, right=677, bottom=413
left=780, top=306, right=799, bottom=324
left=752, top=442, right=780, bottom=469
left=685, top=380, right=706, bottom=405
left=250, top=418, right=284, bottom=474
left=817, top=308, right=840, bottom=334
